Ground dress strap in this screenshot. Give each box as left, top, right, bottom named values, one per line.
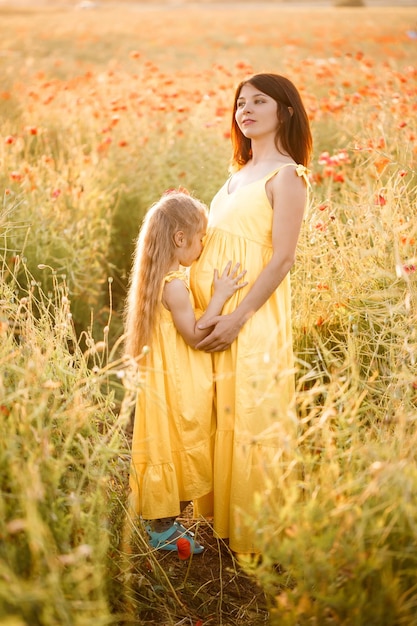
left=164, top=269, right=190, bottom=289
left=264, top=163, right=311, bottom=187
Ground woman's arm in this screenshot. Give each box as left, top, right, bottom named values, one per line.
left=163, top=262, right=247, bottom=349
left=196, top=167, right=307, bottom=352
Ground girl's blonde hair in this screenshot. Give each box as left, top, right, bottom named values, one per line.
left=124, top=191, right=208, bottom=359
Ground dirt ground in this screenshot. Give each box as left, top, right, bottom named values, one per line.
left=122, top=506, right=272, bottom=625
left=115, top=419, right=271, bottom=625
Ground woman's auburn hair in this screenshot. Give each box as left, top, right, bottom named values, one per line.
left=230, top=73, right=313, bottom=169
left=124, top=191, right=208, bottom=359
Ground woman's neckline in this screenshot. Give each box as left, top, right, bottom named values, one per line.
left=226, top=162, right=296, bottom=196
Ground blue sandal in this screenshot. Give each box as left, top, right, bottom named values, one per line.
left=145, top=521, right=204, bottom=554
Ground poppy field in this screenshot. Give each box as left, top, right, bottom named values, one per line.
left=1, top=2, right=417, bottom=625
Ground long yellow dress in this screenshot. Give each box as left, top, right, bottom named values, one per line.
left=129, top=270, right=215, bottom=520
left=190, top=164, right=308, bottom=554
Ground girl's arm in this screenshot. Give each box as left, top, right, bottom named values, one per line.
left=163, top=262, right=247, bottom=349
left=196, top=167, right=307, bottom=352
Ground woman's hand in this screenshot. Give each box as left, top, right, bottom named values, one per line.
left=196, top=312, right=243, bottom=352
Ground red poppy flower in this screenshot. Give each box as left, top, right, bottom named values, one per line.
left=375, top=194, right=386, bottom=206
left=176, top=538, right=191, bottom=560
left=163, top=186, right=190, bottom=196
left=10, top=171, right=23, bottom=182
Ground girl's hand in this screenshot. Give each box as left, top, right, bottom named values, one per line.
left=213, top=261, right=247, bottom=300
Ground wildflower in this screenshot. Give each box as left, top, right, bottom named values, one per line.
left=374, top=157, right=390, bottom=173
left=235, top=60, right=252, bottom=70
left=10, top=171, right=23, bottom=182
left=163, top=186, right=190, bottom=196
left=176, top=538, right=191, bottom=560
left=333, top=150, right=350, bottom=164
left=215, top=106, right=228, bottom=117
left=323, top=166, right=334, bottom=178
left=97, top=137, right=112, bottom=152
left=4, top=135, right=15, bottom=145
left=310, top=171, right=323, bottom=185
left=318, top=151, right=331, bottom=165
left=333, top=172, right=345, bottom=183
left=375, top=194, right=386, bottom=206
left=404, top=265, right=416, bottom=273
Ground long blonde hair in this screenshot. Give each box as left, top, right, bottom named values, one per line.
left=124, top=191, right=208, bottom=359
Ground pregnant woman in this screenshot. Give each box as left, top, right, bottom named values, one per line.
left=191, top=72, right=313, bottom=556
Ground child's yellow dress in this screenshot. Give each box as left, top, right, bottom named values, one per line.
left=129, top=270, right=215, bottom=520
left=190, top=164, right=308, bottom=554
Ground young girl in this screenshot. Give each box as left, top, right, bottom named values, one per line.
left=124, top=190, right=246, bottom=554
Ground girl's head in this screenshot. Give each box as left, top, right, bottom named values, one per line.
left=124, top=191, right=208, bottom=358
left=230, top=73, right=313, bottom=169
left=138, top=191, right=208, bottom=269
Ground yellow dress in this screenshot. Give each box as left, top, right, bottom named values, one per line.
left=129, top=270, right=215, bottom=520
left=190, top=164, right=308, bottom=554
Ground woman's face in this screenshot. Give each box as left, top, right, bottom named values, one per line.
left=235, top=82, right=279, bottom=140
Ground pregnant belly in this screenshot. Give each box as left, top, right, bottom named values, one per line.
left=190, top=229, right=267, bottom=311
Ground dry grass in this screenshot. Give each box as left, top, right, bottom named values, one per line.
left=1, top=2, right=417, bottom=624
